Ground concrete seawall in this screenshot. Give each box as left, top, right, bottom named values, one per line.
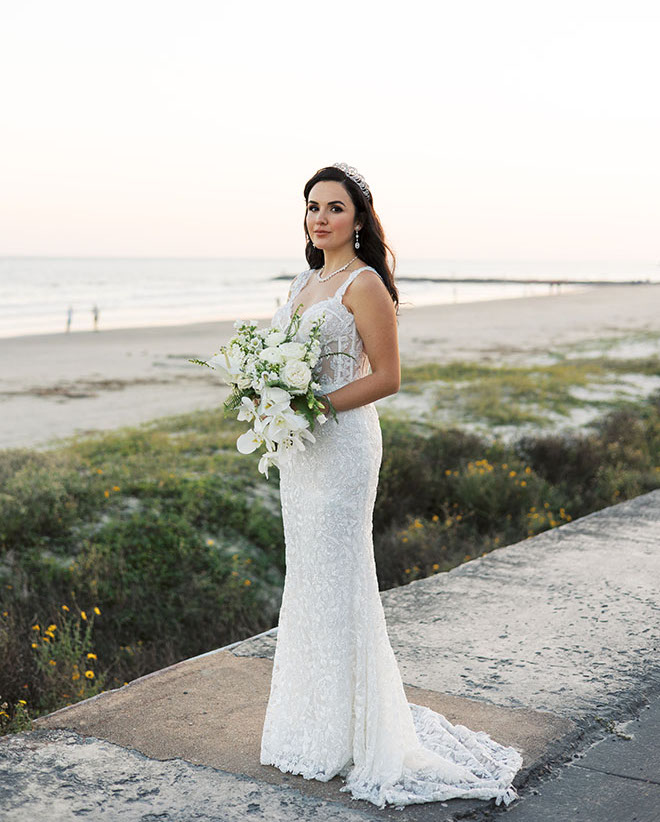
left=1, top=489, right=659, bottom=821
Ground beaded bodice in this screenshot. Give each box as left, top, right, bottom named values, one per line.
left=271, top=266, right=376, bottom=394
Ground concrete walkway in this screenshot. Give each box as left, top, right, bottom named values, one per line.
left=1, top=490, right=659, bottom=821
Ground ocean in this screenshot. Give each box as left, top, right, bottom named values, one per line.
left=1, top=257, right=658, bottom=339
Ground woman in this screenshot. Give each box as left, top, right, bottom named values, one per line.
left=260, top=163, right=523, bottom=809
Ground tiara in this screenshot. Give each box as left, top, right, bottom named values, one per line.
left=332, top=162, right=371, bottom=200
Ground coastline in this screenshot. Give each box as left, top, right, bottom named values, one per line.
left=2, top=282, right=660, bottom=451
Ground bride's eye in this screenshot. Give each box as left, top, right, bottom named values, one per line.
left=307, top=204, right=318, bottom=212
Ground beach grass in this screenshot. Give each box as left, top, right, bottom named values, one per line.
left=399, top=354, right=660, bottom=427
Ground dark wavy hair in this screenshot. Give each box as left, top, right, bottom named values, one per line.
left=303, top=166, right=398, bottom=309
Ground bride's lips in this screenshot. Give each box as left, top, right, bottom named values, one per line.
left=314, top=230, right=330, bottom=236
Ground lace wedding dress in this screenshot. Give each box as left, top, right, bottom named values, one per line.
left=260, top=266, right=523, bottom=809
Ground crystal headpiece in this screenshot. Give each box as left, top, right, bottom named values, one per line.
left=332, top=162, right=371, bottom=201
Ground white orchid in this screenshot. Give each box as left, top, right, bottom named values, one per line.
left=236, top=428, right=263, bottom=454
left=258, top=450, right=279, bottom=479
left=237, top=396, right=257, bottom=422
left=258, top=386, right=292, bottom=416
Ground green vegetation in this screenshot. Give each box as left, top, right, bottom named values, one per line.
left=399, top=354, right=660, bottom=426
left=1, top=391, right=659, bottom=734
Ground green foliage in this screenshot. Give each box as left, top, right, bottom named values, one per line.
left=1, top=391, right=659, bottom=732
left=400, top=355, right=660, bottom=426
left=374, top=392, right=660, bottom=588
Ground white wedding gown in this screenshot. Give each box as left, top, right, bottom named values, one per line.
left=260, top=266, right=523, bottom=809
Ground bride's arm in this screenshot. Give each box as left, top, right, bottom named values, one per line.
left=321, top=271, right=400, bottom=413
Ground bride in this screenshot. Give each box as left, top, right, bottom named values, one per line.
left=260, top=163, right=523, bottom=809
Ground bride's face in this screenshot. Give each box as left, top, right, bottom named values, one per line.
left=306, top=181, right=361, bottom=252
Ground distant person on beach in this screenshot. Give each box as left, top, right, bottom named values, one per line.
left=92, top=304, right=100, bottom=331
left=66, top=305, right=73, bottom=333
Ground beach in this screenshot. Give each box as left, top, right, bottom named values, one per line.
left=2, top=283, right=659, bottom=451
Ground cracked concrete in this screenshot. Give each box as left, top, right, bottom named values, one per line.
left=1, top=490, right=659, bottom=821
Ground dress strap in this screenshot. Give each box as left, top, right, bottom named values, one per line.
left=288, top=269, right=313, bottom=302
left=335, top=265, right=379, bottom=300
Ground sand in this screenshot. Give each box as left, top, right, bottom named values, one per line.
left=1, top=283, right=659, bottom=451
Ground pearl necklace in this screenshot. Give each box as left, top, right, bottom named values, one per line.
left=316, top=255, right=358, bottom=283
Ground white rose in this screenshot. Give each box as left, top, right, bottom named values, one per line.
left=278, top=341, right=306, bottom=361
left=282, top=360, right=312, bottom=392
left=265, top=329, right=287, bottom=346
left=259, top=346, right=284, bottom=365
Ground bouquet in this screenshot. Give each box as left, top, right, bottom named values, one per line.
left=189, top=309, right=333, bottom=478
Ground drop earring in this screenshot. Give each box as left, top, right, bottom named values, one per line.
left=354, top=228, right=360, bottom=250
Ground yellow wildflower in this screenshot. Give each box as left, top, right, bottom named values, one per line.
left=61, top=604, right=70, bottom=612
left=104, top=490, right=110, bottom=498
left=444, top=469, right=452, bottom=476
left=508, top=470, right=517, bottom=478
left=49, top=660, right=56, bottom=666
left=47, top=624, right=57, bottom=632
left=402, top=537, right=408, bottom=543
left=525, top=466, right=532, bottom=474
left=206, top=539, right=215, bottom=546
left=72, top=672, right=80, bottom=681
left=404, top=568, right=411, bottom=574
left=2, top=611, right=7, bottom=617
left=93, top=607, right=101, bottom=616
left=80, top=611, right=87, bottom=621
left=432, top=514, right=439, bottom=522
left=243, top=579, right=251, bottom=586
left=87, top=653, right=97, bottom=660
left=96, top=468, right=103, bottom=474
left=18, top=699, right=27, bottom=705
left=520, top=480, right=527, bottom=487
left=31, top=642, right=38, bottom=649
left=42, top=636, right=50, bottom=643
left=112, top=485, right=120, bottom=492
left=432, top=563, right=440, bottom=571
left=32, top=624, right=40, bottom=631
left=85, top=670, right=95, bottom=679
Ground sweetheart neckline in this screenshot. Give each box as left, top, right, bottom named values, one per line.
left=289, top=293, right=351, bottom=321
left=288, top=265, right=376, bottom=321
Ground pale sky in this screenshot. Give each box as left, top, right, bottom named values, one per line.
left=1, top=0, right=659, bottom=261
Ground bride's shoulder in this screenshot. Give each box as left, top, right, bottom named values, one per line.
left=343, top=264, right=391, bottom=311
